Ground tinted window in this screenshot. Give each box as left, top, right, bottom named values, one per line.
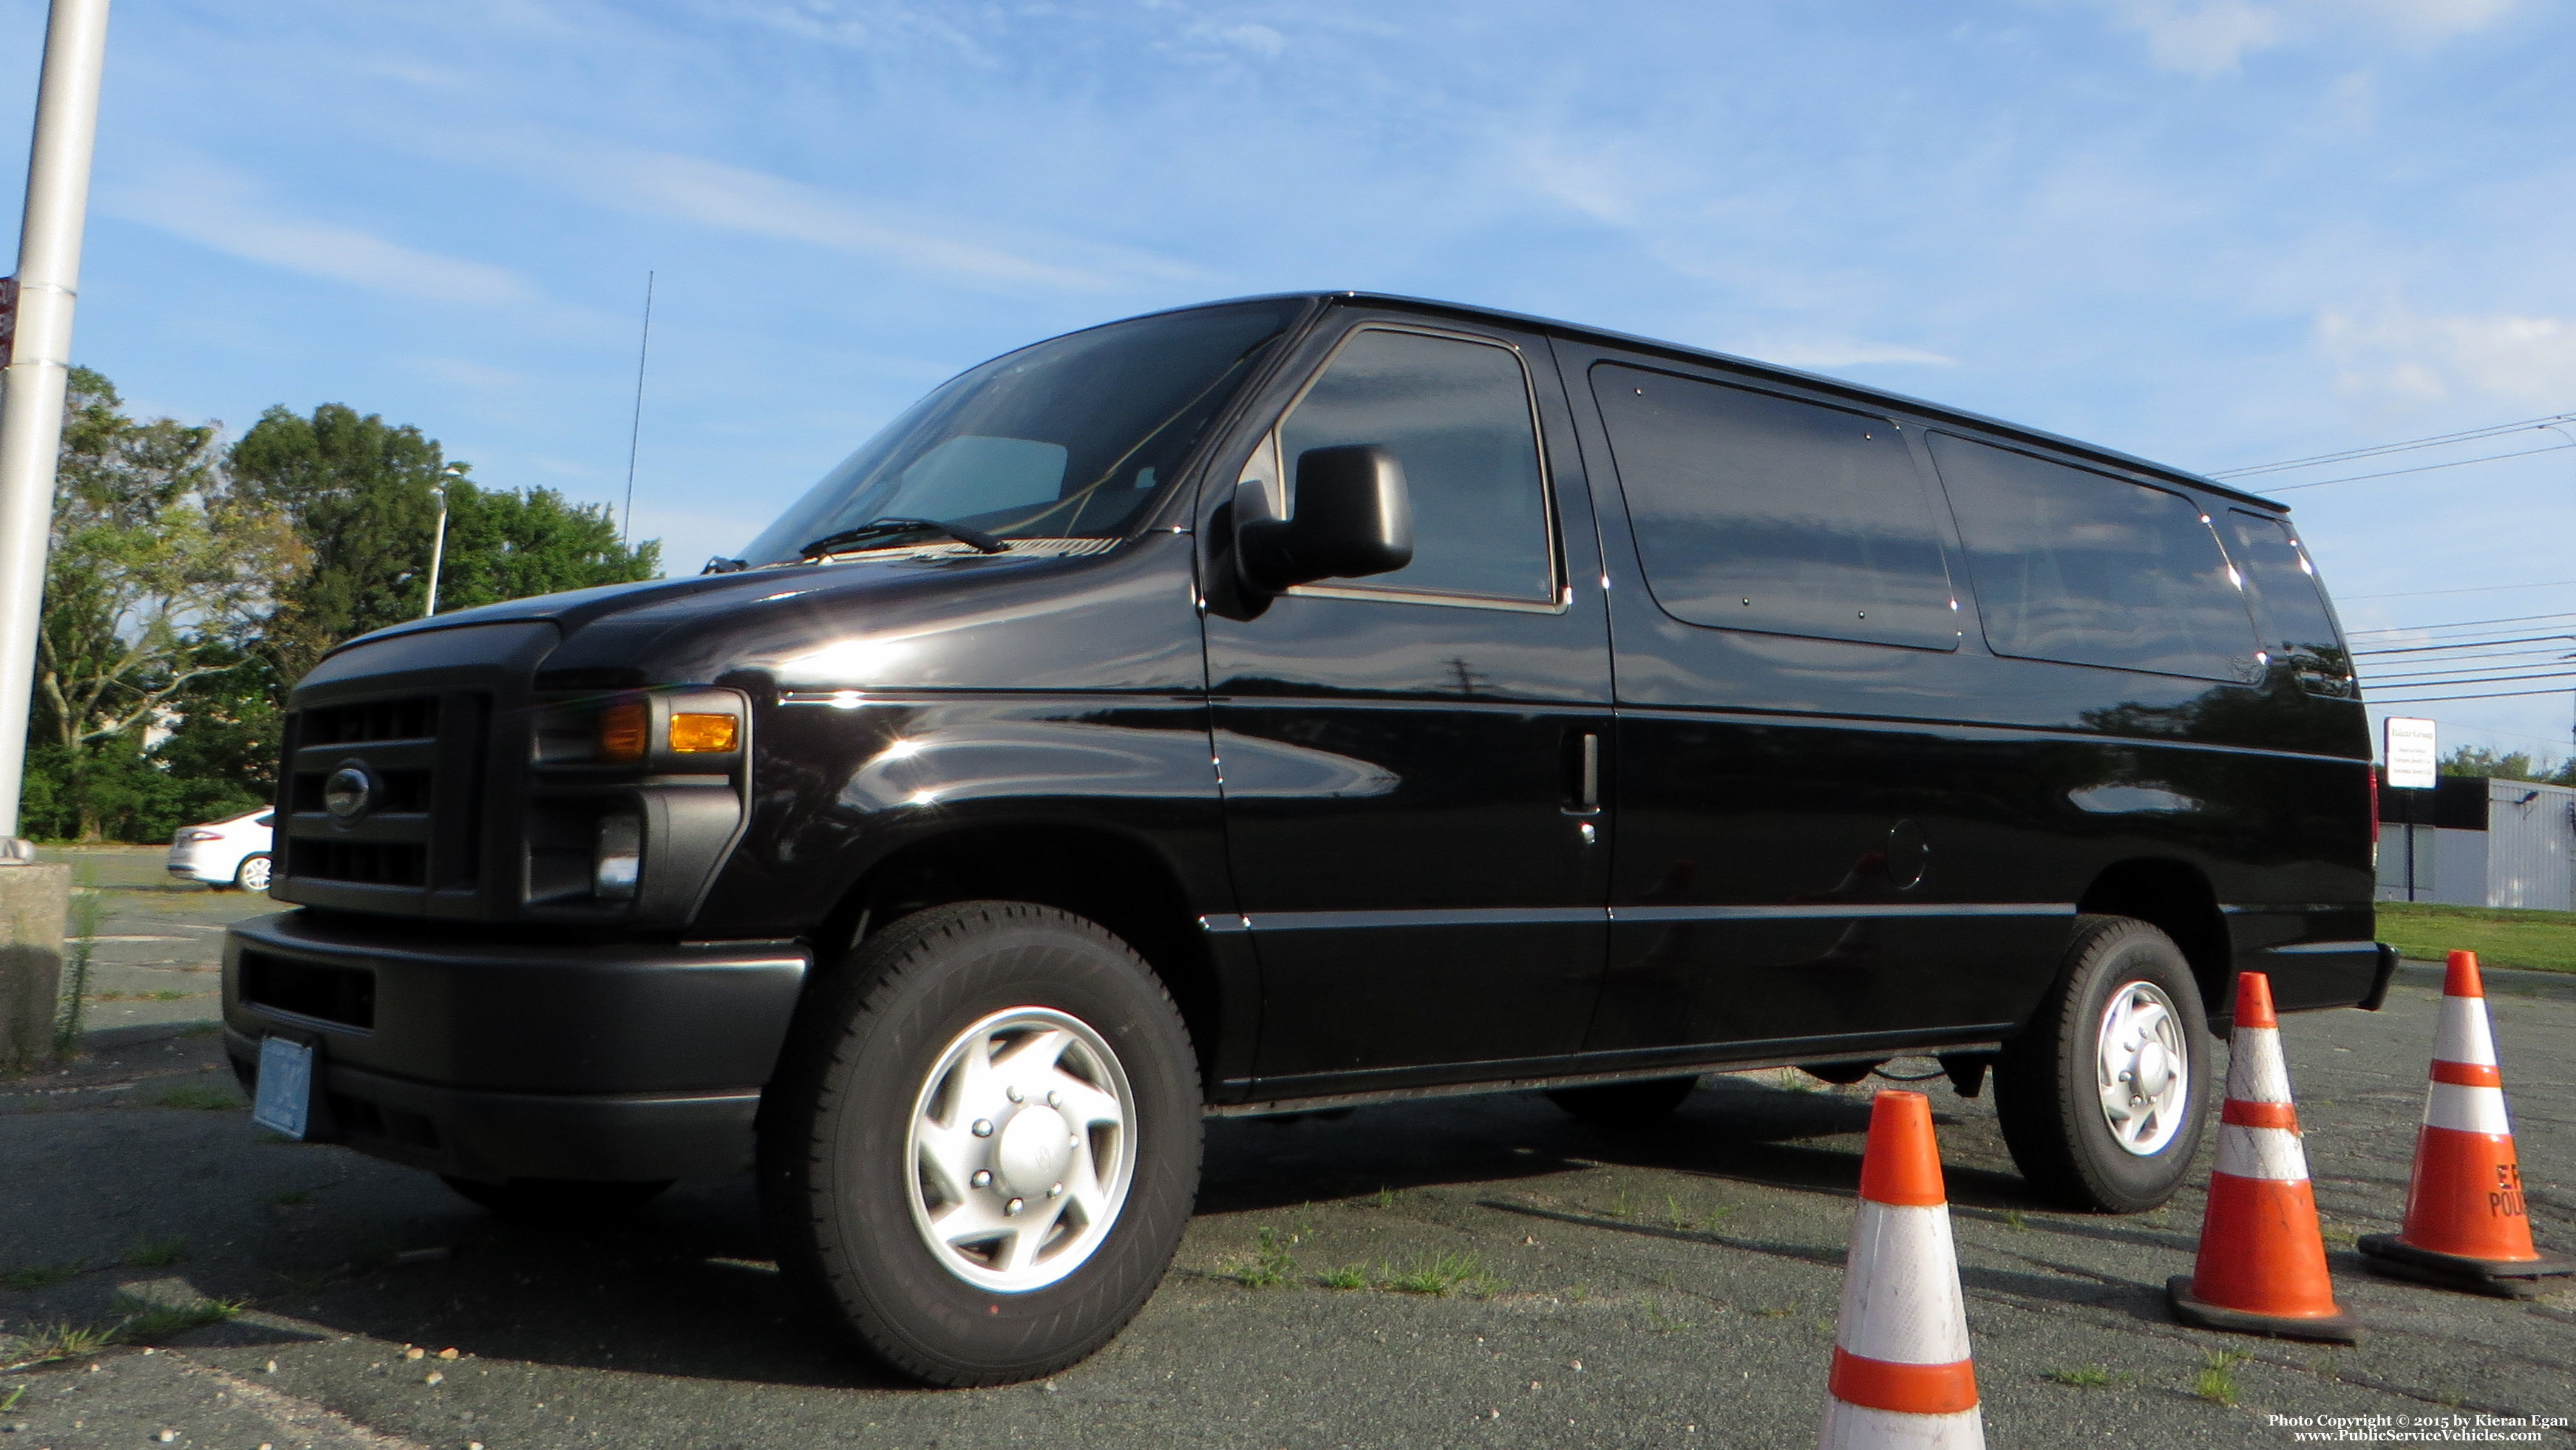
left=1591, top=365, right=1959, bottom=650
left=1929, top=435, right=2256, bottom=680
left=739, top=300, right=1303, bottom=565
left=2226, top=510, right=2354, bottom=692
left=1277, top=329, right=1553, bottom=602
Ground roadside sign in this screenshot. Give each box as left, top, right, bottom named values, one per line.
left=2386, top=716, right=2439, bottom=790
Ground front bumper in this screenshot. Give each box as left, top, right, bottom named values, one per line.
left=222, top=910, right=808, bottom=1182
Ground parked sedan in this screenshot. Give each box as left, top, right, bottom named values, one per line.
left=168, top=808, right=274, bottom=891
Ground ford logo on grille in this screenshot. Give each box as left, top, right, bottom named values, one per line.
left=323, top=765, right=375, bottom=820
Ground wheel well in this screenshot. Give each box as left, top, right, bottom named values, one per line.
left=2077, top=859, right=2229, bottom=1025
left=815, top=825, right=1222, bottom=1084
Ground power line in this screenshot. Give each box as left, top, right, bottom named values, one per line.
left=2348, top=610, right=2576, bottom=636
left=2368, top=670, right=2576, bottom=690
left=2339, top=580, right=2576, bottom=604
left=2211, top=410, right=2576, bottom=479
left=2359, top=695, right=2576, bottom=710
left=2353, top=633, right=2576, bottom=656
left=2266, top=438, right=2576, bottom=492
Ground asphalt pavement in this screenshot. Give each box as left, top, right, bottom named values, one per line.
left=1, top=850, right=2569, bottom=1448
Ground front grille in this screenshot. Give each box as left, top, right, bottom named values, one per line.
left=240, top=950, right=376, bottom=1028
left=302, top=697, right=438, bottom=745
left=276, top=691, right=489, bottom=899
left=287, top=839, right=429, bottom=888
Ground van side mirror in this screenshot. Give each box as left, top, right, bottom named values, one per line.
left=1234, top=444, right=1413, bottom=593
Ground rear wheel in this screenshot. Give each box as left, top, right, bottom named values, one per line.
left=758, top=901, right=1200, bottom=1386
left=233, top=853, right=273, bottom=892
left=1545, top=1075, right=1699, bottom=1126
left=1994, top=915, right=2211, bottom=1213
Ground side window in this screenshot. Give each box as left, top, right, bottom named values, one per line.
left=1591, top=364, right=1959, bottom=650
left=2225, top=510, right=2355, bottom=694
left=1272, top=329, right=1554, bottom=604
left=1928, top=434, right=2256, bottom=681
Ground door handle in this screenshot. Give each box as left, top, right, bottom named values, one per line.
left=1566, top=729, right=1600, bottom=815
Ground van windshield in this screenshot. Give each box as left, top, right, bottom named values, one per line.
left=739, top=300, right=1305, bottom=566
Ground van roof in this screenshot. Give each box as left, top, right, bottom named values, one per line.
left=1192, top=291, right=2288, bottom=514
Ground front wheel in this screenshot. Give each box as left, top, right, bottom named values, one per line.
left=758, top=902, right=1200, bottom=1386
left=1994, top=915, right=2212, bottom=1213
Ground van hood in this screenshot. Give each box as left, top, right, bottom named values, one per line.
left=328, top=536, right=1200, bottom=696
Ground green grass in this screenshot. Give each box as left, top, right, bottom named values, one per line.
left=1316, top=1265, right=1370, bottom=1290
left=0, top=1293, right=237, bottom=1369
left=1226, top=1227, right=1297, bottom=1289
left=2195, top=1349, right=2249, bottom=1406
left=2047, top=1364, right=2132, bottom=1389
left=1639, top=1295, right=1696, bottom=1333
left=1, top=1260, right=82, bottom=1290
left=154, top=1083, right=242, bottom=1111
left=1374, top=1251, right=1495, bottom=1297
left=121, top=1235, right=188, bottom=1268
left=2377, top=902, right=2576, bottom=975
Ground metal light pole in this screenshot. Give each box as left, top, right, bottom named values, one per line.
left=424, top=469, right=457, bottom=618
left=0, top=0, right=112, bottom=858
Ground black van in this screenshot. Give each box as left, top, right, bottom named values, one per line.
left=223, top=292, right=2390, bottom=1385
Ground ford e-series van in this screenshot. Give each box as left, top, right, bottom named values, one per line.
left=224, top=293, right=2389, bottom=1385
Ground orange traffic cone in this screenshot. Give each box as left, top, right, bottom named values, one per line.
left=1820, top=1091, right=1984, bottom=1450
left=2358, top=950, right=2574, bottom=1298
left=2167, top=971, right=2359, bottom=1344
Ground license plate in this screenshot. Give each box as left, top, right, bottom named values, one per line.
left=251, top=1036, right=315, bottom=1140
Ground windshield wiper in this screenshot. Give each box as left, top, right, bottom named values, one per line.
left=798, top=517, right=1010, bottom=559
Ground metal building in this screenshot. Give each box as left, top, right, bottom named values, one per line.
left=2376, top=775, right=2576, bottom=910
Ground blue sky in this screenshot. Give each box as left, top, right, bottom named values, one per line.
left=4, top=0, right=2573, bottom=758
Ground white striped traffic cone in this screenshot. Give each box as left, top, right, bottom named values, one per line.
left=2359, top=950, right=2573, bottom=1297
left=2167, top=971, right=2359, bottom=1344
left=1820, top=1090, right=1984, bottom=1450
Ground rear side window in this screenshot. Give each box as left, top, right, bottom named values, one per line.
left=1928, top=434, right=2256, bottom=681
left=1590, top=365, right=1960, bottom=650
left=2224, top=510, right=2354, bottom=694
left=1277, top=329, right=1555, bottom=603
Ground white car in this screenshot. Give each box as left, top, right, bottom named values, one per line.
left=167, top=808, right=274, bottom=891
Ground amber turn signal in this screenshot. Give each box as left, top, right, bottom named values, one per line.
left=596, top=700, right=650, bottom=762
left=669, top=712, right=740, bottom=753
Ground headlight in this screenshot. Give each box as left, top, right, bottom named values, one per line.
left=594, top=814, right=642, bottom=900
left=597, top=700, right=650, bottom=763
left=669, top=712, right=740, bottom=753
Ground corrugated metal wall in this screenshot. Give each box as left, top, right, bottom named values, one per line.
left=2484, top=777, right=2576, bottom=910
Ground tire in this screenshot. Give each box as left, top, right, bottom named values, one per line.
left=1993, top=915, right=2212, bottom=1213
left=442, top=1177, right=672, bottom=1223
left=1545, top=1075, right=1699, bottom=1126
left=757, top=901, right=1200, bottom=1387
left=234, top=854, right=273, bottom=892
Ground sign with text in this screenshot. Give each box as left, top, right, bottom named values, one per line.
left=2385, top=716, right=2439, bottom=790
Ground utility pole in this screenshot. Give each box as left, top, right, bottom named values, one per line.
left=424, top=463, right=461, bottom=617
left=0, top=0, right=108, bottom=1072
left=0, top=0, right=112, bottom=857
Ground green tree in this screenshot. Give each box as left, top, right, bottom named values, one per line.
left=2439, top=746, right=2559, bottom=784
left=227, top=404, right=659, bottom=682
left=434, top=481, right=662, bottom=614
left=28, top=369, right=303, bottom=840
left=225, top=402, right=451, bottom=684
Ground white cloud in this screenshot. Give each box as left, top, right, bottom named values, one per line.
left=2320, top=303, right=2576, bottom=406
left=2106, top=1, right=2286, bottom=75
left=2090, top=0, right=2520, bottom=75
left=103, top=166, right=534, bottom=304
left=498, top=140, right=1201, bottom=294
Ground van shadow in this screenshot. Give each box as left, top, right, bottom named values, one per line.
left=246, top=1078, right=2042, bottom=1391
left=1198, top=1073, right=2041, bottom=1214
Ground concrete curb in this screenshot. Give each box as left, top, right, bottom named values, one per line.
left=2394, top=958, right=2576, bottom=1003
